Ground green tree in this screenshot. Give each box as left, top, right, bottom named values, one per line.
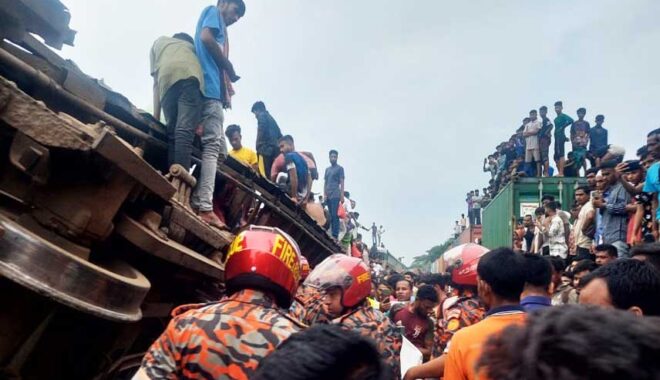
left=409, top=238, right=454, bottom=269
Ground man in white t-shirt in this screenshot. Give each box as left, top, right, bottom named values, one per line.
left=523, top=109, right=542, bottom=176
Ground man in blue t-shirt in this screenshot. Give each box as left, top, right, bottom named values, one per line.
left=643, top=129, right=660, bottom=224
left=191, top=0, right=245, bottom=228
left=278, top=135, right=311, bottom=205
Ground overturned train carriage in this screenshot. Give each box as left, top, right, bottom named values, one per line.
left=0, top=1, right=339, bottom=379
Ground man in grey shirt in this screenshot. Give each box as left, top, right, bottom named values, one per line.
left=324, top=150, right=345, bottom=239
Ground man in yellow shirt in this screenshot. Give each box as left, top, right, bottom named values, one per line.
left=225, top=124, right=258, bottom=171
left=444, top=248, right=527, bottom=380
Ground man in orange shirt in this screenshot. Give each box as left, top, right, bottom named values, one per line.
left=444, top=248, right=527, bottom=380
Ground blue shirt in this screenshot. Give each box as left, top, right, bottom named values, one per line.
left=589, top=126, right=608, bottom=152
left=485, top=304, right=525, bottom=317
left=600, top=182, right=631, bottom=244
left=643, top=162, right=660, bottom=220
left=520, top=296, right=552, bottom=312
left=285, top=152, right=309, bottom=194
left=195, top=6, right=225, bottom=101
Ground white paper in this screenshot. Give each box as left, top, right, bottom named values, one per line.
left=400, top=336, right=423, bottom=379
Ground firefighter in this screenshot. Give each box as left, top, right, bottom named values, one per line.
left=403, top=246, right=487, bottom=380
left=431, top=272, right=486, bottom=357
left=289, top=255, right=322, bottom=323
left=431, top=246, right=489, bottom=358
left=133, top=226, right=305, bottom=380
left=304, top=254, right=403, bottom=380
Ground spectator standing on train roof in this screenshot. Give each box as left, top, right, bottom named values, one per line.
left=323, top=149, right=346, bottom=239
left=225, top=124, right=258, bottom=170
left=472, top=189, right=483, bottom=225
left=192, top=0, right=244, bottom=228
left=523, top=109, right=542, bottom=177
left=252, top=101, right=283, bottom=179
left=150, top=33, right=203, bottom=171
left=571, top=107, right=590, bottom=175
left=553, top=101, right=574, bottom=177
left=538, top=105, right=553, bottom=177
left=378, top=225, right=386, bottom=246
left=588, top=114, right=608, bottom=167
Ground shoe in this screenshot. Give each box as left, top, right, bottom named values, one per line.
left=198, top=211, right=226, bottom=230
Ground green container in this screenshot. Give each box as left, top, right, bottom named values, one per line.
left=482, top=177, right=587, bottom=250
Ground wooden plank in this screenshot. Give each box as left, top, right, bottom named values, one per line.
left=92, top=130, right=176, bottom=201
left=0, top=75, right=93, bottom=150
left=169, top=201, right=234, bottom=250
left=115, top=214, right=224, bottom=280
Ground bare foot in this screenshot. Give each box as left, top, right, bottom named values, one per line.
left=198, top=211, right=226, bottom=230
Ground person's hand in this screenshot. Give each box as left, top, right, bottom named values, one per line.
left=630, top=234, right=640, bottom=246
left=592, top=197, right=605, bottom=209
left=615, top=162, right=628, bottom=181
left=379, top=298, right=391, bottom=312
left=403, top=368, right=418, bottom=380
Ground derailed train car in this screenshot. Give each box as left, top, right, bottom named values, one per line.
left=0, top=1, right=339, bottom=378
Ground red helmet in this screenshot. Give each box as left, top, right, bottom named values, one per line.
left=299, top=256, right=311, bottom=281
left=443, top=243, right=489, bottom=287
left=225, top=226, right=302, bottom=307
left=304, top=254, right=371, bottom=308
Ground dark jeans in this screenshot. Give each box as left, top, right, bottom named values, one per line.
left=162, top=78, right=202, bottom=169
left=576, top=247, right=595, bottom=261
left=327, top=198, right=340, bottom=239
left=542, top=246, right=550, bottom=256
left=262, top=152, right=277, bottom=179
left=473, top=209, right=482, bottom=225
left=468, top=209, right=475, bottom=225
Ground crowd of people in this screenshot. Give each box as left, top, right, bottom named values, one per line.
left=510, top=128, right=658, bottom=261
left=481, top=101, right=626, bottom=196
left=132, top=222, right=660, bottom=379
left=149, top=0, right=385, bottom=257
left=136, top=2, right=660, bottom=378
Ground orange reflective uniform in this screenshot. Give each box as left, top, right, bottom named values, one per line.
left=141, top=289, right=303, bottom=380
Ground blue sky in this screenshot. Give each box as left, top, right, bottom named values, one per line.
left=59, top=0, right=657, bottom=265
